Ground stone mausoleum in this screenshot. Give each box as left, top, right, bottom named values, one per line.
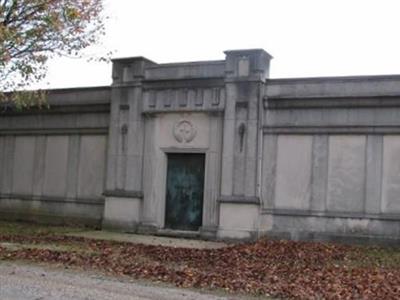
left=2, top=49, right=400, bottom=243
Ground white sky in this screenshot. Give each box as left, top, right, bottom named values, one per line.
left=39, top=0, right=400, bottom=89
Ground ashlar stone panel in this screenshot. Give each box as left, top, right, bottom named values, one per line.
left=0, top=137, right=4, bottom=192
left=77, top=135, right=107, bottom=198
left=327, top=135, right=366, bottom=212
left=12, top=136, right=35, bottom=194
left=274, top=135, right=312, bottom=210
left=381, top=136, right=400, bottom=213
left=43, top=136, right=69, bottom=196
left=1, top=136, right=15, bottom=194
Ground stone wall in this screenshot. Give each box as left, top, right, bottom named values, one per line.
left=261, top=76, right=400, bottom=243
left=0, top=87, right=110, bottom=225
left=2, top=50, right=400, bottom=243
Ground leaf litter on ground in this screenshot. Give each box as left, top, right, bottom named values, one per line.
left=0, top=223, right=399, bottom=299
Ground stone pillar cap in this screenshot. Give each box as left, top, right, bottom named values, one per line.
left=224, top=48, right=273, bottom=60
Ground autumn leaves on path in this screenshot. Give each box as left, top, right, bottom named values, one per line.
left=0, top=223, right=399, bottom=299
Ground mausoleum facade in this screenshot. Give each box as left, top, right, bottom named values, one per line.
left=2, top=49, right=400, bottom=243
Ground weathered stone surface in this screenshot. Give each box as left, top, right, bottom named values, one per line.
left=218, top=203, right=260, bottom=240
left=43, top=136, right=69, bottom=197
left=274, top=135, right=312, bottom=210
left=382, top=136, right=400, bottom=213
left=77, top=135, right=107, bottom=198
left=12, top=136, right=35, bottom=195
left=326, top=136, right=366, bottom=213
left=2, top=49, right=400, bottom=243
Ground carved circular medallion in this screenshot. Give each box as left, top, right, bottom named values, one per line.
left=173, top=120, right=197, bottom=143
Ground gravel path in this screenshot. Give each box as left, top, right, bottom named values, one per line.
left=68, top=231, right=227, bottom=249
left=0, top=262, right=236, bottom=300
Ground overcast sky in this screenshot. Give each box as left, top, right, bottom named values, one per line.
left=39, top=0, right=400, bottom=89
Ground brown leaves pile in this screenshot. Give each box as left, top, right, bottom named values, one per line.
left=0, top=234, right=399, bottom=299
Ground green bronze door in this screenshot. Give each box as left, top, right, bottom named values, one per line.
left=165, top=153, right=205, bottom=231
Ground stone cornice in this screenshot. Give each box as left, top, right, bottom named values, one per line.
left=103, top=190, right=144, bottom=199
left=263, top=125, right=400, bottom=134
left=262, top=208, right=400, bottom=221
left=0, top=193, right=104, bottom=205
left=218, top=196, right=260, bottom=205
left=264, top=95, right=400, bottom=109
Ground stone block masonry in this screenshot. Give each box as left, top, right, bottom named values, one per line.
left=2, top=49, right=400, bottom=244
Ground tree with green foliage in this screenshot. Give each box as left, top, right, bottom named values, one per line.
left=0, top=0, right=105, bottom=107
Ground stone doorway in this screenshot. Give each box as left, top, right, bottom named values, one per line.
left=165, top=153, right=205, bottom=231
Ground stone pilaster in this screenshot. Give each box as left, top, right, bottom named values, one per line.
left=218, top=49, right=272, bottom=239
left=220, top=49, right=271, bottom=201
left=102, top=56, right=157, bottom=231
